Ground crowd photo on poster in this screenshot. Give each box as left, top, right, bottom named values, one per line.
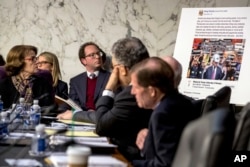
left=187, top=38, right=244, bottom=81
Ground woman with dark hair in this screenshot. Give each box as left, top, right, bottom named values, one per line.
left=0, top=45, right=54, bottom=109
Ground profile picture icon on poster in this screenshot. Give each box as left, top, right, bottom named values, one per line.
left=199, top=10, right=203, bottom=16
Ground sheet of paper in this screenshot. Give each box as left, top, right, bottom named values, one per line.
left=9, top=132, right=34, bottom=138
left=58, top=119, right=95, bottom=126
left=88, top=155, right=127, bottom=167
left=48, top=153, right=127, bottom=167
left=55, top=95, right=82, bottom=111
left=76, top=141, right=117, bottom=148
left=5, top=159, right=43, bottom=167
left=54, top=136, right=109, bottom=142
left=174, top=7, right=250, bottom=105
left=45, top=129, right=98, bottom=137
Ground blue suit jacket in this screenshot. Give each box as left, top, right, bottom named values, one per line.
left=203, top=65, right=224, bottom=80
left=133, top=90, right=196, bottom=167
left=69, top=69, right=110, bottom=111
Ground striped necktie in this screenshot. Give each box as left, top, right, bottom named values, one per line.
left=89, top=73, right=96, bottom=79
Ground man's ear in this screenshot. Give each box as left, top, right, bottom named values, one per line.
left=80, top=58, right=86, bottom=66
left=148, top=86, right=156, bottom=97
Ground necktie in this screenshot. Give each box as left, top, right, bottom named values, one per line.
left=89, top=73, right=96, bottom=79
left=212, top=67, right=216, bottom=79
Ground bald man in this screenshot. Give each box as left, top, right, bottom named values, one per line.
left=161, top=56, right=182, bottom=88
left=131, top=57, right=196, bottom=166
left=136, top=56, right=184, bottom=151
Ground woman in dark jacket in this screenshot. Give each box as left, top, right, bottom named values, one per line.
left=0, top=45, right=54, bottom=109
left=36, top=51, right=68, bottom=99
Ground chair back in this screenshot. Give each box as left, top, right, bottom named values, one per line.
left=201, top=86, right=231, bottom=115
left=233, top=102, right=250, bottom=151
left=172, top=107, right=235, bottom=167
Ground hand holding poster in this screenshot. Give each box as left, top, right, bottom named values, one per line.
left=174, top=7, right=250, bottom=105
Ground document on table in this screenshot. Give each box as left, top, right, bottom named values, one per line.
left=55, top=95, right=82, bottom=111
left=58, top=119, right=95, bottom=126
left=45, top=124, right=95, bottom=131
left=88, top=155, right=127, bottom=167
left=49, top=136, right=117, bottom=148
left=5, top=159, right=43, bottom=167
left=45, top=128, right=98, bottom=137
left=8, top=132, right=34, bottom=138
left=47, top=153, right=127, bottom=167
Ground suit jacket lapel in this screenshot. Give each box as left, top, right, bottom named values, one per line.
left=94, top=70, right=106, bottom=101
left=78, top=73, right=88, bottom=104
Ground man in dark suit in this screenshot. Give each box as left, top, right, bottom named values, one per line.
left=130, top=57, right=196, bottom=167
left=95, top=37, right=152, bottom=160
left=202, top=54, right=224, bottom=80
left=136, top=55, right=185, bottom=150
left=57, top=42, right=110, bottom=123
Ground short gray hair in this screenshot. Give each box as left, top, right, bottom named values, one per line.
left=111, top=37, right=149, bottom=69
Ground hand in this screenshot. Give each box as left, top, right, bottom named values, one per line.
left=56, top=110, right=73, bottom=120
left=136, top=128, right=148, bottom=150
left=105, top=66, right=120, bottom=91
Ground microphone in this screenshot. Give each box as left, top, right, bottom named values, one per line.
left=40, top=104, right=58, bottom=116
left=36, top=93, right=50, bottom=101
left=39, top=104, right=58, bottom=125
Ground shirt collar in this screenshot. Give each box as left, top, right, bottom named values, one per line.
left=87, top=71, right=99, bottom=78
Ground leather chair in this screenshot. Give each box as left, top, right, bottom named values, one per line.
left=232, top=102, right=250, bottom=151
left=201, top=86, right=232, bottom=116
left=172, top=107, right=235, bottom=167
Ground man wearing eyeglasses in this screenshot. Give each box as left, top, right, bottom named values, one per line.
left=95, top=37, right=152, bottom=161
left=57, top=42, right=110, bottom=123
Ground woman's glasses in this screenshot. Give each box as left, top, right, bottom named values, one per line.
left=24, top=56, right=37, bottom=62
left=36, top=61, right=52, bottom=66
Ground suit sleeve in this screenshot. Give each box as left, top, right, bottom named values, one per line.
left=133, top=107, right=182, bottom=167
left=73, top=110, right=96, bottom=124
left=95, top=91, right=137, bottom=137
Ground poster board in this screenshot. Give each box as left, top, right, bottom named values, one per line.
left=173, top=7, right=250, bottom=106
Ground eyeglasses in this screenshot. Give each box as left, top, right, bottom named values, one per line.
left=36, top=61, right=52, bottom=66
left=24, top=56, right=37, bottom=62
left=85, top=51, right=103, bottom=59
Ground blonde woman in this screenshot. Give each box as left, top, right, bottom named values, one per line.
left=36, top=52, right=68, bottom=99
